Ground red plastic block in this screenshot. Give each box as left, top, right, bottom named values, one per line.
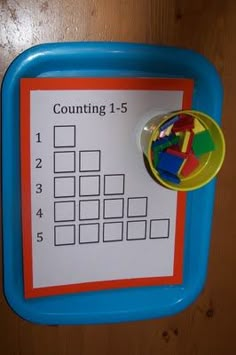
left=179, top=114, right=194, bottom=122
left=166, top=148, right=187, bottom=159
left=168, top=144, right=181, bottom=151
left=181, top=153, right=200, bottom=177
left=172, top=115, right=194, bottom=132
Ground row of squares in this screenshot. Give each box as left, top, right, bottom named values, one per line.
left=54, top=150, right=101, bottom=173
left=54, top=219, right=170, bottom=246
left=54, top=197, right=148, bottom=221
left=54, top=174, right=125, bottom=197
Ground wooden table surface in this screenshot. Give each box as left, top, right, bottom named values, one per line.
left=1, top=1, right=235, bottom=354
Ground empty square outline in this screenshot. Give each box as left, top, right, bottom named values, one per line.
left=103, top=222, right=123, bottom=242
left=79, top=199, right=100, bottom=220
left=79, top=223, right=99, bottom=244
left=127, top=197, right=148, bottom=218
left=150, top=219, right=170, bottom=239
left=54, top=125, right=76, bottom=148
left=127, top=220, right=147, bottom=241
left=79, top=175, right=100, bottom=197
left=103, top=198, right=124, bottom=219
left=54, top=225, right=75, bottom=246
left=54, top=176, right=75, bottom=198
left=104, top=174, right=125, bottom=195
left=54, top=201, right=75, bottom=222
left=79, top=150, right=101, bottom=172
left=54, top=151, right=76, bottom=173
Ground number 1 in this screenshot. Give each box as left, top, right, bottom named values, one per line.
left=110, top=103, right=115, bottom=113
left=36, top=132, right=42, bottom=143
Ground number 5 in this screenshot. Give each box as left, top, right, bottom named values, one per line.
left=37, top=232, right=43, bottom=242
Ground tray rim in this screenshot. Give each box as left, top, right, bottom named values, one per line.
left=1, top=42, right=223, bottom=324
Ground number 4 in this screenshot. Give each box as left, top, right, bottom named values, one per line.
left=36, top=208, right=43, bottom=218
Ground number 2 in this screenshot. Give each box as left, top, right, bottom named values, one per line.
left=35, top=158, right=42, bottom=168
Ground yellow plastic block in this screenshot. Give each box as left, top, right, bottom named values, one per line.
left=181, top=131, right=191, bottom=153
left=165, top=124, right=173, bottom=136
left=177, top=159, right=187, bottom=175
left=159, top=124, right=173, bottom=138
left=193, top=118, right=205, bottom=133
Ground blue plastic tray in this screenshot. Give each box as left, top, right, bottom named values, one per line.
left=1, top=42, right=223, bottom=324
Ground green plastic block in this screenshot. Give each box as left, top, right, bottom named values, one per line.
left=170, top=134, right=180, bottom=145
left=152, top=135, right=180, bottom=154
left=152, top=145, right=162, bottom=154
left=192, top=130, right=215, bottom=156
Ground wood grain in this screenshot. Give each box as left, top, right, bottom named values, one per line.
left=1, top=0, right=236, bottom=354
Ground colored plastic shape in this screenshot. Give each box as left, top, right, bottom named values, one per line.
left=193, top=130, right=215, bottom=156
left=157, top=152, right=185, bottom=175
left=181, top=153, right=200, bottom=177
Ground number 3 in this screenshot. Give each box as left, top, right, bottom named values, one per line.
left=36, top=183, right=42, bottom=193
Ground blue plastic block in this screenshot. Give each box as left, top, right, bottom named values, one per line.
left=159, top=170, right=181, bottom=184
left=157, top=152, right=184, bottom=175
left=152, top=137, right=169, bottom=148
left=160, top=115, right=180, bottom=131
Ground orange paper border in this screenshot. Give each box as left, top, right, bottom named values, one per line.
left=20, top=77, right=193, bottom=298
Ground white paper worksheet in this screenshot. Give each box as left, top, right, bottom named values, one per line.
left=21, top=78, right=192, bottom=298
